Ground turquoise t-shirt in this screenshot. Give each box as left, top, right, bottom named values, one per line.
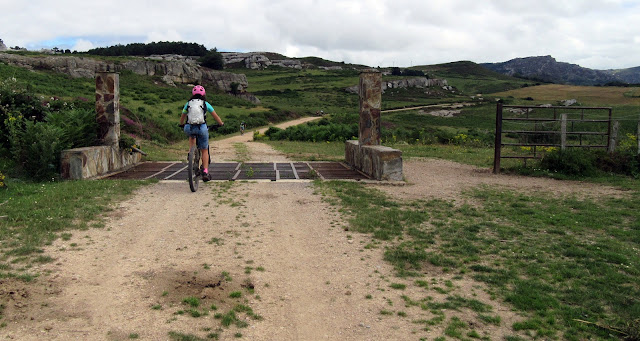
left=182, top=100, right=214, bottom=114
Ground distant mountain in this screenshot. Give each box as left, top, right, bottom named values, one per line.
left=481, top=55, right=640, bottom=86
left=604, top=66, right=640, bottom=84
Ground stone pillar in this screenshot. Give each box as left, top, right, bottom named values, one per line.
left=95, top=72, right=120, bottom=146
left=359, top=69, right=382, bottom=146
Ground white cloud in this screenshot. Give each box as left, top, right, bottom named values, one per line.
left=71, top=39, right=94, bottom=52
left=0, top=0, right=639, bottom=69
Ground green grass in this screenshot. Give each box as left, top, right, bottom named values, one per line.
left=168, top=331, right=206, bottom=341
left=0, top=179, right=151, bottom=279
left=315, top=179, right=640, bottom=340
left=0, top=62, right=95, bottom=100
left=262, top=140, right=345, bottom=161
left=237, top=67, right=480, bottom=115
left=232, top=143, right=250, bottom=162
left=182, top=296, right=200, bottom=308
left=390, top=283, right=406, bottom=290
left=384, top=104, right=497, bottom=131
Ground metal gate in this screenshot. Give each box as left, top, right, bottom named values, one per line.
left=493, top=103, right=613, bottom=173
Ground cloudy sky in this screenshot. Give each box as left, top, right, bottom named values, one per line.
left=2, top=0, right=639, bottom=70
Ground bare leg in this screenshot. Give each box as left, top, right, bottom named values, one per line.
left=201, top=148, right=209, bottom=171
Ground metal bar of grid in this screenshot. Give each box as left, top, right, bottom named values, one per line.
left=144, top=162, right=178, bottom=180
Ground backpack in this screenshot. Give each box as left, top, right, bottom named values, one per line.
left=186, top=99, right=207, bottom=124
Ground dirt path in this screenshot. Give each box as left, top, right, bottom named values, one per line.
left=213, top=116, right=322, bottom=162
left=1, top=119, right=625, bottom=340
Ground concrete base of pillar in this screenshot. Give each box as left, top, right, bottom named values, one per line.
left=345, top=140, right=403, bottom=181
left=61, top=146, right=142, bottom=180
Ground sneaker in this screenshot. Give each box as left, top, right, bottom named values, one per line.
left=202, top=172, right=211, bottom=182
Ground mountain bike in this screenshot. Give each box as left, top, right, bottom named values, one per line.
left=180, top=124, right=221, bottom=192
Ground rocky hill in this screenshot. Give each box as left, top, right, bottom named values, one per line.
left=482, top=56, right=640, bottom=86
left=604, top=66, right=640, bottom=84
left=0, top=52, right=249, bottom=93
left=221, top=52, right=366, bottom=70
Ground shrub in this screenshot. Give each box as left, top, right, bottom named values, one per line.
left=0, top=171, right=6, bottom=189
left=264, top=126, right=283, bottom=138
left=8, top=118, right=68, bottom=180
left=593, top=150, right=640, bottom=177
left=199, top=49, right=224, bottom=70
left=0, top=78, right=50, bottom=149
left=45, top=108, right=99, bottom=148
left=540, top=148, right=597, bottom=176
left=6, top=105, right=99, bottom=180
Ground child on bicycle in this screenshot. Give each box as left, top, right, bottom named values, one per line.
left=180, top=85, right=224, bottom=181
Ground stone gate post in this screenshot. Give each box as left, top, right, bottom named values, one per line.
left=358, top=70, right=382, bottom=145
left=345, top=69, right=402, bottom=181
left=95, top=72, right=120, bottom=146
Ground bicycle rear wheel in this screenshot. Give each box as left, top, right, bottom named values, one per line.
left=188, top=145, right=201, bottom=192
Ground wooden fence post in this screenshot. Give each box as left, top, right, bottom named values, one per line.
left=637, top=119, right=640, bottom=155
left=608, top=121, right=619, bottom=153
left=561, top=114, right=567, bottom=150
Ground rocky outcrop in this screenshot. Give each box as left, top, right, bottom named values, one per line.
left=222, top=52, right=304, bottom=70
left=481, top=55, right=639, bottom=86
left=0, top=39, right=7, bottom=51
left=345, top=77, right=448, bottom=94
left=0, top=52, right=249, bottom=93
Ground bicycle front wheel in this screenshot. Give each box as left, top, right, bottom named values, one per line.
left=188, top=145, right=201, bottom=192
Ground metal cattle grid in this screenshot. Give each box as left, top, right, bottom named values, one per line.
left=105, top=162, right=369, bottom=181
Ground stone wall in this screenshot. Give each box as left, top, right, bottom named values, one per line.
left=61, top=146, right=141, bottom=180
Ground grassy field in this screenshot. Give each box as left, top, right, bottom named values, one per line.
left=493, top=84, right=640, bottom=107
left=315, top=178, right=640, bottom=340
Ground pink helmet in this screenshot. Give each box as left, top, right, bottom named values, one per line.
left=192, top=85, right=206, bottom=96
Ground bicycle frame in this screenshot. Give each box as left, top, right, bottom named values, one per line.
left=181, top=124, right=220, bottom=192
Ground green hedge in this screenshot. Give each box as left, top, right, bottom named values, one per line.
left=540, top=148, right=640, bottom=177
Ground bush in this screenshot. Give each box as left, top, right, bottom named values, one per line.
left=8, top=118, right=68, bottom=180
left=6, top=105, right=99, bottom=180
left=264, top=126, right=283, bottom=138
left=593, top=150, right=640, bottom=177
left=540, top=148, right=597, bottom=176
left=0, top=171, right=6, bottom=189
left=45, top=109, right=99, bottom=148
left=262, top=122, right=358, bottom=142
left=199, top=49, right=224, bottom=70
left=0, top=78, right=50, bottom=149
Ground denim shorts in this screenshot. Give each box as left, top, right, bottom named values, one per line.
left=183, top=123, right=209, bottom=149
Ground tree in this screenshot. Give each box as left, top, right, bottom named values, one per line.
left=198, top=48, right=224, bottom=70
